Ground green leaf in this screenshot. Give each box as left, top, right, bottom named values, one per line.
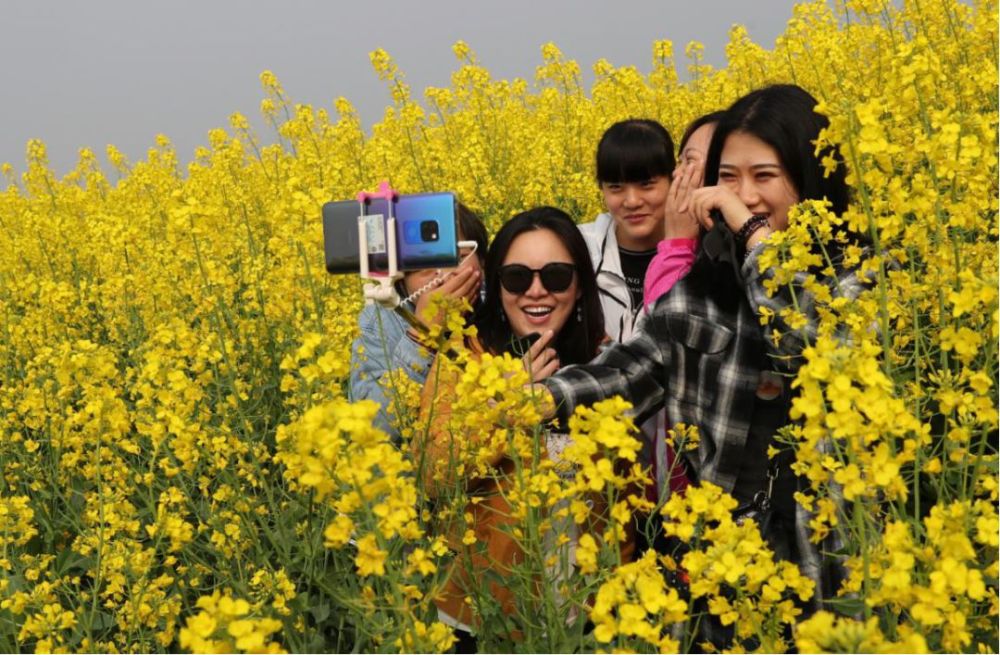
left=310, top=603, right=331, bottom=623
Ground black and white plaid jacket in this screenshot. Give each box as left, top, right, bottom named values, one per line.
left=544, top=239, right=868, bottom=488
left=544, top=240, right=870, bottom=605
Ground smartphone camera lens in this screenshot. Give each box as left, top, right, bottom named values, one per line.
left=420, top=220, right=439, bottom=242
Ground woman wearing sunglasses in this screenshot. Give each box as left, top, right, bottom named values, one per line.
left=474, top=207, right=605, bottom=373
left=412, top=206, right=605, bottom=644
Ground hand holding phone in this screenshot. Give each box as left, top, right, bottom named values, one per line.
left=411, top=265, right=481, bottom=327
left=520, top=330, right=559, bottom=382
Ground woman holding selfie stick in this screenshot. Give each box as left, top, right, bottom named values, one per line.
left=536, top=84, right=864, bottom=608
left=412, top=207, right=606, bottom=646
left=349, top=204, right=488, bottom=443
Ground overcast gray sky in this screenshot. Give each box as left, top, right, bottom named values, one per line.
left=1, top=1, right=798, bottom=175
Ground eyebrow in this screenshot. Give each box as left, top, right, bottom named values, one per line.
left=719, top=162, right=783, bottom=171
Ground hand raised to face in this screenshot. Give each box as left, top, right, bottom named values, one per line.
left=664, top=160, right=705, bottom=240
left=410, top=259, right=481, bottom=328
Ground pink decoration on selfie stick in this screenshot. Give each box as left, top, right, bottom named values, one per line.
left=356, top=180, right=398, bottom=204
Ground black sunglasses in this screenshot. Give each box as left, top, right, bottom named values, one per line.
left=498, top=263, right=576, bottom=294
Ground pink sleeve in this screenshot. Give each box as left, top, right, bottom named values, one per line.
left=643, top=238, right=698, bottom=311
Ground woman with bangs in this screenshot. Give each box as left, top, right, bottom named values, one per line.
left=578, top=120, right=682, bottom=521
left=580, top=119, right=676, bottom=343
left=581, top=114, right=728, bottom=512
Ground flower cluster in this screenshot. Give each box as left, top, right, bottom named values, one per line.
left=589, top=550, right=688, bottom=652
left=276, top=398, right=420, bottom=550
left=795, top=611, right=929, bottom=653
left=661, top=483, right=816, bottom=651
left=178, top=592, right=285, bottom=654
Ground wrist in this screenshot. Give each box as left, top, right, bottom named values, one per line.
left=661, top=237, right=699, bottom=249
left=734, top=213, right=771, bottom=247
left=744, top=226, right=773, bottom=251
left=664, top=220, right=700, bottom=240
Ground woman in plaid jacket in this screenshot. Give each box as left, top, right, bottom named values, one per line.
left=537, top=84, right=868, bottom=612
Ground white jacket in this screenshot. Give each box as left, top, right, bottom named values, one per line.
left=578, top=212, right=643, bottom=342
left=578, top=212, right=668, bottom=496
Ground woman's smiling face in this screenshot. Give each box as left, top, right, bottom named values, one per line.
left=600, top=176, right=670, bottom=251
left=500, top=228, right=579, bottom=338
left=718, top=131, right=799, bottom=231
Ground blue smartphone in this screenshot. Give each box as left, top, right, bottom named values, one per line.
left=392, top=192, right=459, bottom=270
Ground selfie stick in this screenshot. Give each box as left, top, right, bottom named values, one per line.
left=355, top=182, right=428, bottom=336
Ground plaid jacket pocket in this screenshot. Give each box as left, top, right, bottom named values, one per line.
left=662, top=312, right=734, bottom=409
left=665, top=312, right=733, bottom=354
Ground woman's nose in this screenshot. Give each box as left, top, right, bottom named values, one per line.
left=738, top=181, right=761, bottom=208
left=623, top=186, right=642, bottom=207
left=524, top=273, right=547, bottom=297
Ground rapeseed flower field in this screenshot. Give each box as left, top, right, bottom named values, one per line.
left=0, top=0, right=996, bottom=652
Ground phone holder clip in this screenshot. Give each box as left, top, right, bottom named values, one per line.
left=355, top=181, right=429, bottom=336
left=356, top=181, right=402, bottom=308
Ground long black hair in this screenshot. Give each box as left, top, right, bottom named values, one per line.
left=596, top=119, right=676, bottom=184
left=474, top=207, right=604, bottom=366
left=703, top=85, right=849, bottom=215
left=690, top=84, right=854, bottom=310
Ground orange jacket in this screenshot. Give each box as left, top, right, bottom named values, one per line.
left=412, top=338, right=633, bottom=629
left=413, top=338, right=524, bottom=627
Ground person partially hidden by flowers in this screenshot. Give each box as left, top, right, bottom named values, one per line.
left=580, top=114, right=728, bottom=548
left=349, top=203, right=488, bottom=443
left=412, top=207, right=612, bottom=648
left=532, top=84, right=870, bottom=617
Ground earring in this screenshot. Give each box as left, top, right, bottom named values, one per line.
left=501, top=310, right=507, bottom=323
left=576, top=303, right=582, bottom=323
